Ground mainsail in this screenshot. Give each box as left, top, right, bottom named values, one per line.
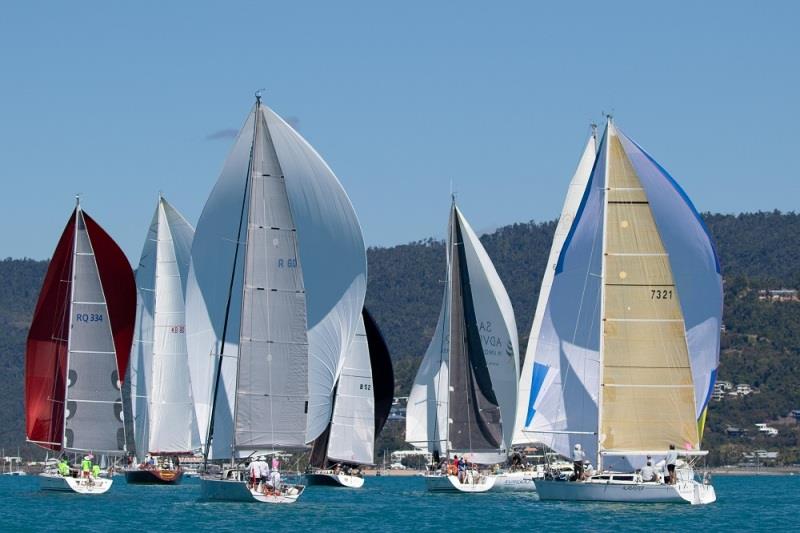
left=520, top=120, right=722, bottom=465
left=129, top=196, right=198, bottom=460
left=406, top=202, right=518, bottom=461
left=186, top=96, right=366, bottom=459
left=26, top=204, right=135, bottom=454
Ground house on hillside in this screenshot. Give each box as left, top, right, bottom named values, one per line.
left=754, top=423, right=778, bottom=436
left=791, top=409, right=800, bottom=422
left=758, top=288, right=799, bottom=302
left=736, top=383, right=753, bottom=396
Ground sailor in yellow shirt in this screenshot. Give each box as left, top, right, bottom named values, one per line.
left=92, top=464, right=101, bottom=479
left=81, top=456, right=92, bottom=479
left=57, top=459, right=70, bottom=477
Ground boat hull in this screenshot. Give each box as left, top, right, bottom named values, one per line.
left=536, top=479, right=716, bottom=505
left=492, top=471, right=539, bottom=492
left=305, top=472, right=365, bottom=488
left=39, top=473, right=113, bottom=495
left=125, top=468, right=183, bottom=485
left=425, top=474, right=496, bottom=493
left=200, top=477, right=305, bottom=504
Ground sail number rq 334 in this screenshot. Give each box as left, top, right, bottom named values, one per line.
left=76, top=313, right=103, bottom=322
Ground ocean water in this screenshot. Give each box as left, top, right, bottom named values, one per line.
left=0, top=474, right=795, bottom=532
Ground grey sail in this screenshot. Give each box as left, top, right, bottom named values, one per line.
left=447, top=207, right=502, bottom=453
left=65, top=210, right=125, bottom=452
left=233, top=102, right=309, bottom=451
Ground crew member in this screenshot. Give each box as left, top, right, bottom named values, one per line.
left=81, top=456, right=92, bottom=479
left=572, top=444, right=585, bottom=481
left=665, top=444, right=678, bottom=485
left=641, top=460, right=656, bottom=482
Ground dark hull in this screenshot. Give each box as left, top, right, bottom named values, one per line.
left=125, top=468, right=183, bottom=485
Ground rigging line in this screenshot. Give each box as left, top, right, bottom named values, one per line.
left=204, top=102, right=257, bottom=464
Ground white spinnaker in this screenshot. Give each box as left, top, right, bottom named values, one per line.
left=327, top=315, right=375, bottom=464
left=513, top=134, right=597, bottom=446
left=406, top=283, right=450, bottom=454
left=455, top=207, right=519, bottom=454
left=65, top=209, right=125, bottom=453
left=186, top=111, right=255, bottom=459
left=264, top=107, right=367, bottom=443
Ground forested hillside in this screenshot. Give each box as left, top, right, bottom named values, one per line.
left=2, top=211, right=799, bottom=463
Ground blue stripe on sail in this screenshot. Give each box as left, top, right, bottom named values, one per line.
left=700, top=368, right=718, bottom=418
left=555, top=131, right=606, bottom=274
left=525, top=362, right=549, bottom=426
left=626, top=137, right=721, bottom=275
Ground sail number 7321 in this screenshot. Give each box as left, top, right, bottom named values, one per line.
left=650, top=289, right=673, bottom=300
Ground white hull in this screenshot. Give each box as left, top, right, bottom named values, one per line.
left=39, top=473, right=113, bottom=495
left=536, top=479, right=716, bottom=505
left=305, top=472, right=365, bottom=488
left=425, top=473, right=496, bottom=493
left=492, top=471, right=539, bottom=492
left=200, top=477, right=304, bottom=504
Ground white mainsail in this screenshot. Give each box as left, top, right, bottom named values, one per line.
left=512, top=132, right=597, bottom=448
left=406, top=202, right=518, bottom=463
left=65, top=208, right=127, bottom=453
left=186, top=97, right=366, bottom=459
left=326, top=315, right=375, bottom=464
left=520, top=120, right=722, bottom=467
left=129, top=196, right=198, bottom=460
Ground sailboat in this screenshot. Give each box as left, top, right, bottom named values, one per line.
left=406, top=200, right=519, bottom=493
left=306, top=308, right=394, bottom=488
left=520, top=118, right=721, bottom=505
left=25, top=200, right=136, bottom=494
left=501, top=128, right=599, bottom=493
left=126, top=195, right=198, bottom=485
left=186, top=94, right=367, bottom=504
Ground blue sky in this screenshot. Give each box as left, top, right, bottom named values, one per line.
left=1, top=1, right=797, bottom=260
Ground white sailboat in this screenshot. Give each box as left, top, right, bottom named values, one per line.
left=186, top=94, right=367, bottom=504
left=500, top=128, right=599, bottom=493
left=306, top=309, right=394, bottom=488
left=25, top=200, right=136, bottom=494
left=519, top=119, right=722, bottom=505
left=406, top=200, right=519, bottom=493
left=127, top=195, right=198, bottom=484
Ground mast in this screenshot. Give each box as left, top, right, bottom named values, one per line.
left=596, top=116, right=611, bottom=471
left=203, top=96, right=258, bottom=463
left=61, top=197, right=80, bottom=450
left=444, top=198, right=456, bottom=458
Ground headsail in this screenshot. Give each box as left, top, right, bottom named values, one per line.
left=513, top=133, right=597, bottom=447
left=26, top=206, right=135, bottom=454
left=326, top=315, right=374, bottom=464
left=129, top=196, right=198, bottom=460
